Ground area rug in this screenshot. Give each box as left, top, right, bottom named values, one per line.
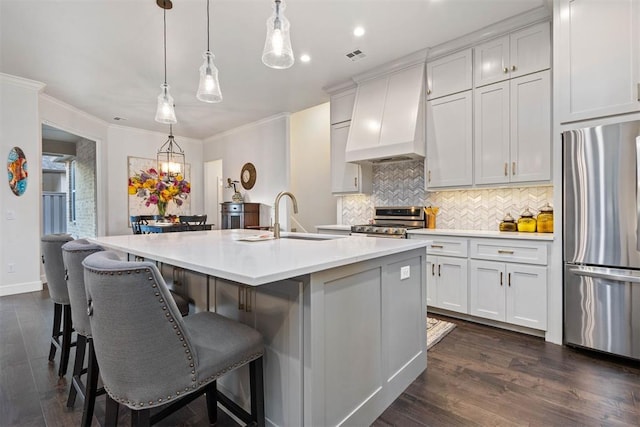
left=427, top=316, right=456, bottom=350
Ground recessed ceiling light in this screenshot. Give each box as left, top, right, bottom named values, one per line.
left=353, top=26, right=365, bottom=37
left=300, top=54, right=311, bottom=63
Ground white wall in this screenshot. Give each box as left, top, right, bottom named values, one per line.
left=106, top=125, right=204, bottom=236
left=0, top=74, right=45, bottom=296
left=204, top=114, right=289, bottom=229
left=290, top=102, right=337, bottom=232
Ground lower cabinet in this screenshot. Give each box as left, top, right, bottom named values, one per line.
left=469, top=259, right=547, bottom=330
left=426, top=255, right=468, bottom=314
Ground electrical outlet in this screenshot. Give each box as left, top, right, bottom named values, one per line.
left=8, top=263, right=15, bottom=273
left=400, top=265, right=410, bottom=280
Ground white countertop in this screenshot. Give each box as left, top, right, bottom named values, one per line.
left=315, top=224, right=352, bottom=231
left=408, top=228, right=554, bottom=240
left=89, top=229, right=428, bottom=286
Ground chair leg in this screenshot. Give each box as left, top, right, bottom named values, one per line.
left=250, top=357, right=265, bottom=427
left=131, top=408, right=151, bottom=427
left=49, top=303, right=62, bottom=361
left=205, top=380, right=217, bottom=425
left=67, top=334, right=87, bottom=407
left=105, top=394, right=119, bottom=427
left=81, top=339, right=100, bottom=427
left=58, top=304, right=73, bottom=377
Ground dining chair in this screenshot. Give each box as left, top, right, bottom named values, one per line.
left=178, top=214, right=207, bottom=231
left=41, top=233, right=75, bottom=378
left=82, top=251, right=265, bottom=427
left=130, top=215, right=160, bottom=235
left=62, top=239, right=105, bottom=427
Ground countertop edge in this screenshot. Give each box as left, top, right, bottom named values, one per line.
left=407, top=229, right=554, bottom=241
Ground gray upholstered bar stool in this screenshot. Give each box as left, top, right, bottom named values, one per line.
left=62, top=239, right=105, bottom=427
left=82, top=251, right=265, bottom=427
left=41, top=233, right=75, bottom=378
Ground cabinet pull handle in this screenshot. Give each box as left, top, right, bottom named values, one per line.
left=354, top=177, right=358, bottom=188
left=238, top=286, right=244, bottom=311
left=511, top=65, right=517, bottom=72
left=637, top=83, right=640, bottom=101
left=508, top=273, right=511, bottom=287
left=512, top=162, right=516, bottom=175
left=504, top=162, right=508, bottom=176
left=427, top=88, right=432, bottom=95
left=431, top=264, right=435, bottom=276
left=245, top=288, right=252, bottom=312
left=428, top=170, right=431, bottom=183
left=438, top=264, right=441, bottom=277
left=430, top=244, right=444, bottom=249
left=500, top=271, right=503, bottom=286
left=503, top=67, right=509, bottom=73
left=498, top=249, right=514, bottom=254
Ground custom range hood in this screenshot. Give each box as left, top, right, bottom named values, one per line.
left=345, top=60, right=425, bottom=163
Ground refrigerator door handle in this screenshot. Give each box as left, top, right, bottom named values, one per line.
left=568, top=266, right=640, bottom=283
left=637, top=136, right=640, bottom=251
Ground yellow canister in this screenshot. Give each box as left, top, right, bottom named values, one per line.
left=499, top=212, right=517, bottom=232
left=536, top=203, right=554, bottom=233
left=517, top=207, right=537, bottom=232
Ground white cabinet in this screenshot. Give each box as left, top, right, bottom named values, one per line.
left=426, top=91, right=473, bottom=188
left=469, top=238, right=548, bottom=331
left=427, top=255, right=468, bottom=314
left=474, top=21, right=550, bottom=87
left=469, top=260, right=547, bottom=330
left=474, top=70, right=551, bottom=184
left=347, top=63, right=425, bottom=162
left=557, top=0, right=640, bottom=123
left=426, top=49, right=472, bottom=100
left=330, top=88, right=356, bottom=125
left=331, top=122, right=372, bottom=194
left=214, top=279, right=303, bottom=427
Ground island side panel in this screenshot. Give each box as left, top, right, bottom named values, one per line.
left=306, top=248, right=427, bottom=427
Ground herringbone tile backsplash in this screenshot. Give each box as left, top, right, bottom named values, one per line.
left=340, top=160, right=554, bottom=230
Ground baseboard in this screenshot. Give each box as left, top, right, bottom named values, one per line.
left=0, top=280, right=43, bottom=297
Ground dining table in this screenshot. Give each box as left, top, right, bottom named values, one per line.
left=138, top=223, right=213, bottom=233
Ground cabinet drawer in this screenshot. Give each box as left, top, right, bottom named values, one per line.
left=470, top=239, right=547, bottom=265
left=221, top=203, right=242, bottom=213
left=423, top=237, right=468, bottom=257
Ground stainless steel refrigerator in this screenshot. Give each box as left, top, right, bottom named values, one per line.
left=564, top=120, right=640, bottom=360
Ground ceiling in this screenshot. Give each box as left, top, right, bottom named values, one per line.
left=1, top=0, right=546, bottom=140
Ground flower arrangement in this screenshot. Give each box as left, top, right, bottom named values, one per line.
left=128, top=168, right=191, bottom=217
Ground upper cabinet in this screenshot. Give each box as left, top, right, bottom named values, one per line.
left=330, top=89, right=356, bottom=125
left=346, top=63, right=425, bottom=163
left=426, top=49, right=472, bottom=100
left=474, top=21, right=550, bottom=87
left=557, top=0, right=640, bottom=123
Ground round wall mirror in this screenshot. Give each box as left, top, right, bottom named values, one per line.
left=240, top=162, right=256, bottom=190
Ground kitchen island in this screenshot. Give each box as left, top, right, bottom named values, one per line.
left=90, top=229, right=429, bottom=427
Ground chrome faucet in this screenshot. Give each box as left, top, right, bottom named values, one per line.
left=273, top=191, right=299, bottom=239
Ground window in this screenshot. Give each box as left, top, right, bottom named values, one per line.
left=69, top=160, right=77, bottom=223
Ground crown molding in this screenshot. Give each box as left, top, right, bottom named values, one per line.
left=351, top=48, right=428, bottom=84
left=0, top=73, right=46, bottom=92
left=206, top=112, right=291, bottom=141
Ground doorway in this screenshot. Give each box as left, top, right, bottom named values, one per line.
left=204, top=160, right=223, bottom=230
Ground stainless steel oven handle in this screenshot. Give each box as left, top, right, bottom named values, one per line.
left=568, top=266, right=640, bottom=283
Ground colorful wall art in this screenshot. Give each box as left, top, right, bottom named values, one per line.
left=7, top=147, right=27, bottom=196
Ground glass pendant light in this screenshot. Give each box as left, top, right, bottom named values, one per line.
left=155, top=1, right=177, bottom=124
left=157, top=124, right=185, bottom=180
left=197, top=0, right=222, bottom=103
left=262, top=0, right=294, bottom=69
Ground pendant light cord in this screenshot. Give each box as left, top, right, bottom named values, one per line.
left=206, top=0, right=210, bottom=51
left=163, top=7, right=167, bottom=84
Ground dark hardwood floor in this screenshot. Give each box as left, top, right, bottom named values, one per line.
left=2, top=289, right=639, bottom=426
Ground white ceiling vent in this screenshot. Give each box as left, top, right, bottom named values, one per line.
left=345, top=49, right=366, bottom=62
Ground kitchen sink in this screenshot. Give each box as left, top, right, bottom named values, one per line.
left=280, top=234, right=345, bottom=241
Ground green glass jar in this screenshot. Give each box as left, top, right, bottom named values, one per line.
left=517, top=207, right=537, bottom=232
left=499, top=212, right=517, bottom=232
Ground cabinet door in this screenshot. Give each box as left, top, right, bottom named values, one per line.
left=469, top=260, right=505, bottom=321
left=474, top=35, right=510, bottom=87
left=349, top=77, right=388, bottom=151
left=330, top=89, right=356, bottom=125
left=426, top=91, right=473, bottom=188
left=426, top=255, right=437, bottom=307
left=510, top=70, right=551, bottom=183
left=474, top=81, right=510, bottom=185
left=427, top=49, right=472, bottom=99
left=436, top=256, right=468, bottom=314
left=331, top=122, right=361, bottom=193
left=506, top=264, right=547, bottom=330
left=558, top=0, right=640, bottom=122
left=509, top=21, right=550, bottom=79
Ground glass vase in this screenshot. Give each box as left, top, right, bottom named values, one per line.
left=157, top=201, right=167, bottom=218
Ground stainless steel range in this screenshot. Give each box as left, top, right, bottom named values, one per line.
left=351, top=206, right=426, bottom=238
